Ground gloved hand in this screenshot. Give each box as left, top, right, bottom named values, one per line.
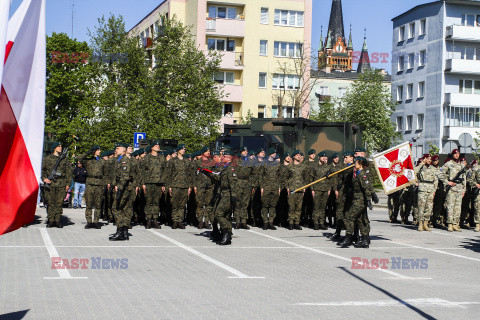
left=371, top=192, right=379, bottom=204
left=367, top=200, right=373, bottom=211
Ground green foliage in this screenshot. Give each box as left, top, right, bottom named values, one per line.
left=342, top=69, right=400, bottom=152
left=428, top=142, right=440, bottom=156
left=240, top=110, right=254, bottom=124
left=309, top=97, right=340, bottom=122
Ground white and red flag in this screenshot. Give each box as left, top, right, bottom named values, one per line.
left=372, top=142, right=417, bottom=195
left=0, top=0, right=46, bottom=235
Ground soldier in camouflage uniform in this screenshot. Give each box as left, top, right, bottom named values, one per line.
left=194, top=147, right=215, bottom=229
left=259, top=156, right=279, bottom=230
left=41, top=142, right=71, bottom=228
left=78, top=145, right=107, bottom=229
left=109, top=143, right=135, bottom=241
left=141, top=141, right=165, bottom=229
left=275, top=153, right=292, bottom=227
left=387, top=191, right=402, bottom=223
left=415, top=154, right=438, bottom=232
left=431, top=155, right=446, bottom=227
left=234, top=153, right=253, bottom=229
left=469, top=160, right=480, bottom=232
left=287, top=150, right=307, bottom=230
left=311, top=152, right=334, bottom=230
left=442, top=149, right=466, bottom=232
left=165, top=144, right=192, bottom=229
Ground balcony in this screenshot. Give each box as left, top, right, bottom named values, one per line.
left=445, top=93, right=480, bottom=107
left=221, top=84, right=243, bottom=102
left=445, top=59, right=480, bottom=75
left=206, top=18, right=245, bottom=38
left=219, top=51, right=244, bottom=70
left=446, top=25, right=480, bottom=42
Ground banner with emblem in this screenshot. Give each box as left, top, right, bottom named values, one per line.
left=372, top=142, right=417, bottom=195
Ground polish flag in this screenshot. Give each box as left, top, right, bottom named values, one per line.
left=0, top=0, right=46, bottom=235
left=372, top=142, right=417, bottom=195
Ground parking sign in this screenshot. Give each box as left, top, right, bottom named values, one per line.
left=134, top=132, right=146, bottom=149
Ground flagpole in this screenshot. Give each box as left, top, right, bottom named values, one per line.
left=290, top=165, right=354, bottom=194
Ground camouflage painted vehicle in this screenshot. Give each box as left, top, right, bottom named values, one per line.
left=215, top=118, right=363, bottom=155
left=139, top=139, right=178, bottom=151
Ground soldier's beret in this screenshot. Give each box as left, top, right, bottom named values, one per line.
left=200, top=146, right=210, bottom=154
left=165, top=148, right=175, bottom=156
left=292, top=150, right=302, bottom=157
left=331, top=152, right=339, bottom=158
left=131, top=151, right=138, bottom=157
left=100, top=151, right=109, bottom=157
left=256, top=148, right=265, bottom=155
left=145, top=146, right=152, bottom=153
left=185, top=153, right=192, bottom=159
left=460, top=157, right=466, bottom=162
left=106, top=150, right=114, bottom=157
left=222, top=145, right=232, bottom=150
left=308, top=149, right=316, bottom=155
left=241, top=146, right=248, bottom=151
left=423, top=153, right=431, bottom=158
left=91, top=145, right=101, bottom=151
left=190, top=151, right=199, bottom=158
left=266, top=148, right=276, bottom=156
left=212, top=150, right=221, bottom=156
left=318, top=151, right=328, bottom=157
left=343, top=151, right=354, bottom=157
left=248, top=150, right=256, bottom=156
left=431, top=155, right=439, bottom=162
left=354, top=156, right=367, bottom=162
left=451, top=149, right=460, bottom=155
left=354, top=147, right=366, bottom=153
left=176, top=144, right=186, bottom=151
left=151, top=140, right=160, bottom=146
left=50, top=142, right=61, bottom=152
left=223, top=150, right=234, bottom=156
left=283, top=152, right=291, bottom=159
left=115, top=142, right=128, bottom=148
left=137, top=148, right=145, bottom=155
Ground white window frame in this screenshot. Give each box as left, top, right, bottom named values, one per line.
left=273, top=9, right=304, bottom=27
left=406, top=84, right=413, bottom=100
left=272, top=74, right=300, bottom=90
left=259, top=72, right=267, bottom=88
left=258, top=105, right=266, bottom=118
left=417, top=114, right=424, bottom=130
left=209, top=6, right=238, bottom=19
left=418, top=81, right=425, bottom=98
left=273, top=41, right=303, bottom=58
left=462, top=14, right=479, bottom=27
left=318, top=86, right=329, bottom=95
left=419, top=18, right=426, bottom=35
left=419, top=50, right=426, bottom=66
left=397, top=86, right=404, bottom=101
left=213, top=71, right=235, bottom=85
left=207, top=38, right=235, bottom=52
left=338, top=87, right=347, bottom=98
left=408, top=22, right=415, bottom=39
left=222, top=103, right=233, bottom=116
left=260, top=8, right=269, bottom=24
left=259, top=40, right=268, bottom=56
left=396, top=116, right=403, bottom=132
left=399, top=26, right=405, bottom=42
left=406, top=115, right=413, bottom=131
left=398, top=56, right=405, bottom=72
left=407, top=53, right=414, bottom=70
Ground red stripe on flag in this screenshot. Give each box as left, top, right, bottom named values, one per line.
left=384, top=148, right=399, bottom=163
left=403, top=155, right=413, bottom=170
left=396, top=174, right=409, bottom=187
left=378, top=167, right=391, bottom=182
left=4, top=41, right=13, bottom=63
left=0, top=86, right=37, bottom=235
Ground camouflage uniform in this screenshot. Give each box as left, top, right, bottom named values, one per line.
left=387, top=191, right=402, bottom=222
left=78, top=153, right=107, bottom=225
left=141, top=153, right=166, bottom=222
left=415, top=163, right=439, bottom=222
left=41, top=154, right=71, bottom=224
left=344, top=169, right=372, bottom=236
left=468, top=165, right=480, bottom=229
left=287, top=163, right=307, bottom=227
left=442, top=160, right=466, bottom=225
left=165, top=157, right=192, bottom=225
left=194, top=159, right=215, bottom=226
left=276, top=162, right=291, bottom=227
left=259, top=162, right=280, bottom=225
left=111, top=155, right=135, bottom=228
left=311, top=162, right=334, bottom=228
left=234, top=159, right=254, bottom=226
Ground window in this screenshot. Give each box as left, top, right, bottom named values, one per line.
left=407, top=53, right=414, bottom=69
left=272, top=105, right=278, bottom=118
left=272, top=74, right=300, bottom=90
left=476, top=81, right=480, bottom=94
left=397, top=86, right=403, bottom=101
left=407, top=84, right=413, bottom=100
left=418, top=81, right=425, bottom=98
left=274, top=41, right=302, bottom=57
left=406, top=115, right=413, bottom=131
left=338, top=87, right=347, bottom=98
left=258, top=105, right=265, bottom=118
left=213, top=71, right=234, bottom=84
left=399, top=26, right=405, bottom=42
left=419, top=50, right=426, bottom=66
left=318, top=86, right=329, bottom=95
left=396, top=117, right=403, bottom=132
left=459, top=46, right=480, bottom=60
left=222, top=103, right=233, bottom=116
left=207, top=38, right=234, bottom=51
left=398, top=56, right=405, bottom=72
left=209, top=6, right=238, bottom=19
left=261, top=8, right=268, bottom=24
left=419, top=19, right=426, bottom=35
left=465, top=80, right=473, bottom=94
left=459, top=80, right=480, bottom=94
left=417, top=114, right=424, bottom=130
left=408, top=22, right=415, bottom=39
left=462, top=14, right=477, bottom=27
left=274, top=9, right=304, bottom=27
left=259, top=72, right=267, bottom=88
left=444, top=106, right=480, bottom=127
left=259, top=40, right=268, bottom=56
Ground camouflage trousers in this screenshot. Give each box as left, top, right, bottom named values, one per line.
left=170, top=188, right=188, bottom=223
left=261, top=191, right=278, bottom=224
left=144, top=184, right=163, bottom=220
left=312, top=191, right=329, bottom=226
left=44, top=186, right=65, bottom=222
left=388, top=192, right=401, bottom=221
left=235, top=187, right=251, bottom=224
left=445, top=190, right=464, bottom=224
left=417, top=190, right=435, bottom=222
left=85, top=184, right=103, bottom=223
left=345, top=196, right=369, bottom=236
left=335, top=190, right=345, bottom=220
left=196, top=187, right=214, bottom=224
left=288, top=192, right=303, bottom=225
left=474, top=195, right=480, bottom=224
left=113, top=187, right=134, bottom=228
left=214, top=191, right=233, bottom=232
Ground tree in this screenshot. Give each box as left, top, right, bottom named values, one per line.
left=342, top=69, right=400, bottom=152
left=309, top=96, right=340, bottom=122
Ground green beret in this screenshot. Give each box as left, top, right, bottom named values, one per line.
left=115, top=142, right=128, bottom=148
left=166, top=148, right=174, bottom=156
left=151, top=140, right=160, bottom=146
left=241, top=146, right=248, bottom=151
left=343, top=151, right=354, bottom=157
left=50, top=142, right=61, bottom=152
left=283, top=152, right=291, bottom=159
left=256, top=148, right=265, bottom=155
left=307, top=149, right=316, bottom=155
left=248, top=150, right=256, bottom=156
left=292, top=150, right=302, bottom=157
left=160, top=151, right=166, bottom=157
left=354, top=147, right=366, bottom=153
left=318, top=151, right=328, bottom=157
left=137, top=148, right=145, bottom=155
left=212, top=150, right=221, bottom=156
left=131, top=151, right=138, bottom=157
left=266, top=148, right=276, bottom=156
left=221, top=145, right=231, bottom=150
left=91, top=145, right=101, bottom=151
left=354, top=156, right=367, bottom=163
left=223, top=150, right=234, bottom=156
left=331, top=152, right=339, bottom=158
left=100, top=151, right=109, bottom=157
left=200, top=146, right=210, bottom=154
left=176, top=144, right=186, bottom=151
left=145, top=146, right=152, bottom=153
left=185, top=153, right=192, bottom=159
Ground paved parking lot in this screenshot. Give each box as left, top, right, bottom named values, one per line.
left=1, top=206, right=480, bottom=320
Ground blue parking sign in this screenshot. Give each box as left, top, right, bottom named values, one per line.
left=134, top=132, right=146, bottom=149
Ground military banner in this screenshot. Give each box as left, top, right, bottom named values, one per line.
left=372, top=142, right=417, bottom=195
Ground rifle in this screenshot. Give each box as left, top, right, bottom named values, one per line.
left=44, top=147, right=69, bottom=190
left=445, top=162, right=473, bottom=193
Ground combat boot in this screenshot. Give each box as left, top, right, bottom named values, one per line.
left=313, top=223, right=320, bottom=230
left=94, top=223, right=101, bottom=229
left=447, top=223, right=453, bottom=232
left=339, top=234, right=353, bottom=248
left=475, top=224, right=480, bottom=232
left=145, top=219, right=152, bottom=229
left=423, top=221, right=431, bottom=232
left=204, top=223, right=212, bottom=230
left=262, top=222, right=268, bottom=230
left=241, top=223, right=250, bottom=230
left=152, top=220, right=161, bottom=229
left=294, top=224, right=302, bottom=230
left=178, top=222, right=185, bottom=229
left=354, top=236, right=369, bottom=248
left=122, top=227, right=129, bottom=240
left=109, top=227, right=120, bottom=237
left=417, top=221, right=424, bottom=231
left=84, top=223, right=92, bottom=229
left=452, top=224, right=462, bottom=232
left=217, top=230, right=232, bottom=245
left=109, top=227, right=124, bottom=241
left=234, top=221, right=240, bottom=229
left=198, top=221, right=204, bottom=229
left=171, top=222, right=178, bottom=229
left=46, top=220, right=54, bottom=228
left=288, top=224, right=294, bottom=230
left=55, top=221, right=63, bottom=228
left=319, top=224, right=328, bottom=230
left=210, top=228, right=221, bottom=242
left=268, top=223, right=276, bottom=230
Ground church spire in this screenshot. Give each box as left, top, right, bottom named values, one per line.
left=327, top=0, right=345, bottom=46
left=319, top=26, right=324, bottom=51
left=326, top=30, right=333, bottom=49
left=347, top=24, right=353, bottom=50
left=357, top=29, right=371, bottom=73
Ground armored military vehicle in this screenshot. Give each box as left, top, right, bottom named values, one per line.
left=138, top=139, right=178, bottom=151
left=215, top=118, right=363, bottom=155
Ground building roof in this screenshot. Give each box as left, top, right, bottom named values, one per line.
left=327, top=0, right=345, bottom=45
left=357, top=37, right=371, bottom=73
left=128, top=0, right=168, bottom=34
left=392, top=0, right=480, bottom=22
left=311, top=69, right=391, bottom=82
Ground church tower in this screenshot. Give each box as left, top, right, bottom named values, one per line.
left=318, top=0, right=353, bottom=72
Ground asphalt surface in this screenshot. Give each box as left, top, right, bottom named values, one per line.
left=1, top=205, right=479, bottom=320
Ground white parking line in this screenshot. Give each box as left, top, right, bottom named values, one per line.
left=431, top=230, right=478, bottom=240
left=39, top=228, right=88, bottom=280
left=148, top=229, right=264, bottom=279
left=294, top=298, right=480, bottom=308
left=248, top=230, right=431, bottom=280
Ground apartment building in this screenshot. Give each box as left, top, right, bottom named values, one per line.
left=128, top=0, right=312, bottom=126
left=391, top=0, right=480, bottom=157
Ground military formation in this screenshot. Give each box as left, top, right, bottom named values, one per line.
left=41, top=141, right=379, bottom=247
left=388, top=149, right=480, bottom=233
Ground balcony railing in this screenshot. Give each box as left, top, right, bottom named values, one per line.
left=206, top=18, right=245, bottom=37
left=446, top=25, right=480, bottom=42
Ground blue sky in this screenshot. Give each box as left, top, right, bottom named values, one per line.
left=11, top=0, right=430, bottom=72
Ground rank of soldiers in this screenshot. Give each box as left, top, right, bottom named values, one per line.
left=42, top=141, right=380, bottom=247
